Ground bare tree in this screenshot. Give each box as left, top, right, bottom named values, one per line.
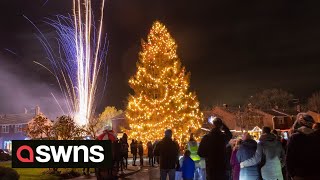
left=308, top=91, right=320, bottom=113
left=24, top=114, right=53, bottom=139
left=86, top=117, right=103, bottom=139
left=236, top=106, right=264, bottom=131
left=52, top=115, right=85, bottom=140
left=248, top=89, right=294, bottom=110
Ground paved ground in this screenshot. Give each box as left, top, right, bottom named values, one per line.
left=72, top=157, right=158, bottom=180
left=120, top=166, right=160, bottom=180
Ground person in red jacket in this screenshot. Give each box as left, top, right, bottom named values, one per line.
left=97, top=125, right=117, bottom=142
left=95, top=125, right=117, bottom=179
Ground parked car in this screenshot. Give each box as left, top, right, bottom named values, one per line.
left=0, top=149, right=11, bottom=161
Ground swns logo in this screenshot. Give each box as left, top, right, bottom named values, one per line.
left=12, top=140, right=112, bottom=168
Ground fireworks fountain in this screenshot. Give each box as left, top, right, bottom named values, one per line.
left=29, top=0, right=108, bottom=126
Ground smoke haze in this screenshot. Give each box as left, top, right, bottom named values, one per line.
left=0, top=53, right=67, bottom=120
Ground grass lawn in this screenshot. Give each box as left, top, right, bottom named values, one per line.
left=0, top=161, right=90, bottom=180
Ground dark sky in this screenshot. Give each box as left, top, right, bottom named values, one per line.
left=0, top=0, right=320, bottom=114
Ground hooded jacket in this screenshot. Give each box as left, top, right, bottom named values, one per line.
left=241, top=133, right=284, bottom=180
left=286, top=127, right=320, bottom=179
left=181, top=156, right=196, bottom=179
left=237, top=139, right=260, bottom=180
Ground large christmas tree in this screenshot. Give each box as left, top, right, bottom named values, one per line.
left=126, top=21, right=203, bottom=144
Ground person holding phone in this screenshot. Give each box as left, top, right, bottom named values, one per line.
left=198, top=116, right=232, bottom=180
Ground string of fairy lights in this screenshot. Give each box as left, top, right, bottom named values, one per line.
left=126, top=21, right=203, bottom=145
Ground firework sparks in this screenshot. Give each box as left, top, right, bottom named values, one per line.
left=28, top=0, right=108, bottom=126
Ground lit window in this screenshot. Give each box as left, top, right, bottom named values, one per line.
left=14, top=124, right=22, bottom=133
left=1, top=125, right=9, bottom=133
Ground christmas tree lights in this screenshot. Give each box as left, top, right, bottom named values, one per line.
left=126, top=21, right=203, bottom=145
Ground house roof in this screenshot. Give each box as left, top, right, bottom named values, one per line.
left=0, top=113, right=35, bottom=125
left=110, top=113, right=131, bottom=132
left=280, top=110, right=300, bottom=116
left=259, top=109, right=288, bottom=116
left=256, top=108, right=300, bottom=117
left=110, top=113, right=125, bottom=121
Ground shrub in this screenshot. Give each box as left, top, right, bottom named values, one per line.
left=0, top=166, right=19, bottom=180
left=59, top=169, right=81, bottom=179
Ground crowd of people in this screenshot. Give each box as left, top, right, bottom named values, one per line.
left=153, top=112, right=320, bottom=180
left=97, top=112, right=320, bottom=180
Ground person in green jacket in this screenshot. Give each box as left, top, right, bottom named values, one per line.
left=187, top=133, right=201, bottom=179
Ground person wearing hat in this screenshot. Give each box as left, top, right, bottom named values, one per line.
left=198, top=116, right=232, bottom=180
left=286, top=113, right=320, bottom=180
left=154, top=129, right=179, bottom=180
left=97, top=125, right=117, bottom=142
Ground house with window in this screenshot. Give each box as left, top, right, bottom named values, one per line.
left=254, top=109, right=297, bottom=130
left=209, top=106, right=240, bottom=130
left=205, top=105, right=297, bottom=132
left=110, top=113, right=131, bottom=134
left=0, top=106, right=41, bottom=152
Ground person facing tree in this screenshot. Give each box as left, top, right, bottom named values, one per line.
left=286, top=113, right=320, bottom=180
left=236, top=132, right=259, bottom=180
left=198, top=116, right=232, bottom=180
left=130, top=139, right=137, bottom=166
left=154, top=129, right=179, bottom=180
left=240, top=127, right=285, bottom=180
left=147, top=141, right=154, bottom=166
left=138, top=141, right=144, bottom=166
left=120, top=133, right=129, bottom=170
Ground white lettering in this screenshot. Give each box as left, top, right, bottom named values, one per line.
left=89, top=145, right=104, bottom=163
left=50, top=146, right=73, bottom=162
left=35, top=145, right=51, bottom=163
left=73, top=145, right=89, bottom=162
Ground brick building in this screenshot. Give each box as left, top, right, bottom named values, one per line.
left=205, top=106, right=297, bottom=131
left=254, top=109, right=296, bottom=130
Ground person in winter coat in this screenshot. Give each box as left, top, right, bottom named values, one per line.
left=198, top=116, right=232, bottom=180
left=286, top=113, right=320, bottom=180
left=95, top=125, right=118, bottom=179
left=240, top=127, right=285, bottom=180
left=138, top=141, right=144, bottom=166
left=181, top=150, right=195, bottom=180
left=237, top=132, right=260, bottom=180
left=272, top=129, right=281, bottom=141
left=120, top=134, right=129, bottom=170
left=226, top=142, right=233, bottom=180
left=114, top=139, right=122, bottom=172
left=147, top=141, right=154, bottom=166
left=153, top=140, right=160, bottom=165
left=231, top=139, right=242, bottom=180
left=186, top=133, right=201, bottom=179
left=187, top=133, right=200, bottom=161
left=154, top=129, right=179, bottom=180
left=130, top=139, right=138, bottom=166
left=97, top=125, right=117, bottom=142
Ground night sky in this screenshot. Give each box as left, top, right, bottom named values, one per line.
left=0, top=0, right=320, bottom=114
